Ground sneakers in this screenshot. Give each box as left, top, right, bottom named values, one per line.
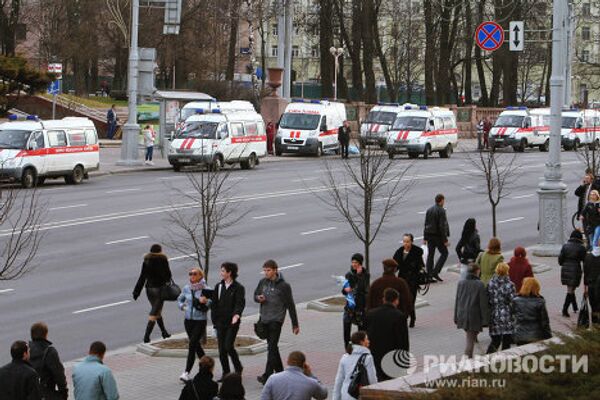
left=179, top=372, right=191, bottom=383
left=144, top=160, right=154, bottom=166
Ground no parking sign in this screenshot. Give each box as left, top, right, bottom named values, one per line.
left=475, top=21, right=504, bottom=52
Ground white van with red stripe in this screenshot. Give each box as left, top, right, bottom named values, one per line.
left=0, top=116, right=99, bottom=188
left=168, top=107, right=266, bottom=171
left=275, top=99, right=347, bottom=156
left=360, top=104, right=408, bottom=148
left=561, top=109, right=600, bottom=150
left=489, top=107, right=550, bottom=152
left=386, top=106, right=458, bottom=159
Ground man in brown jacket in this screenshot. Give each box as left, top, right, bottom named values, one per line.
left=367, top=259, right=414, bottom=317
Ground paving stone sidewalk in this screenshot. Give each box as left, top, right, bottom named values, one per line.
left=61, top=250, right=576, bottom=400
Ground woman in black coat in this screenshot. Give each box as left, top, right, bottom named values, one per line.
left=393, top=233, right=424, bottom=328
left=584, top=248, right=600, bottom=322
left=133, top=244, right=172, bottom=343
left=455, top=218, right=481, bottom=280
left=179, top=356, right=218, bottom=400
left=558, top=230, right=587, bottom=317
left=513, top=278, right=552, bottom=345
left=581, top=190, right=600, bottom=249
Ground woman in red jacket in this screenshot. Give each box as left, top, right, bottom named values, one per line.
left=508, top=246, right=534, bottom=293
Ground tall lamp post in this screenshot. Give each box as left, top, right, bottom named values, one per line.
left=329, top=47, right=344, bottom=100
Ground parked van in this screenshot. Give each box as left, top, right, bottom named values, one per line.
left=168, top=106, right=266, bottom=171
left=275, top=99, right=347, bottom=156
left=561, top=109, right=600, bottom=150
left=0, top=116, right=99, bottom=188
left=489, top=107, right=550, bottom=152
left=360, top=103, right=409, bottom=148
left=386, top=105, right=458, bottom=159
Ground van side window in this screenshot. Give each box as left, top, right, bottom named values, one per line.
left=85, top=129, right=98, bottom=145
left=245, top=122, right=258, bottom=136
left=320, top=116, right=327, bottom=131
left=257, top=122, right=265, bottom=136
left=68, top=130, right=86, bottom=146
left=434, top=117, right=443, bottom=130
left=47, top=130, right=67, bottom=147
left=231, top=123, right=244, bottom=137
left=29, top=131, right=45, bottom=149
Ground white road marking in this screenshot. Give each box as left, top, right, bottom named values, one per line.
left=279, top=263, right=304, bottom=271
left=511, top=194, right=535, bottom=199
left=105, top=188, right=141, bottom=194
left=414, top=236, right=424, bottom=241
left=73, top=300, right=131, bottom=314
left=168, top=254, right=195, bottom=262
left=0, top=289, right=15, bottom=294
left=417, top=211, right=427, bottom=214
left=292, top=177, right=320, bottom=182
left=49, top=204, right=88, bottom=211
left=373, top=197, right=390, bottom=202
left=105, top=235, right=149, bottom=245
left=301, top=227, right=337, bottom=235
left=252, top=212, right=286, bottom=220
left=158, top=176, right=186, bottom=181
left=498, top=217, right=525, bottom=224
left=230, top=177, right=246, bottom=181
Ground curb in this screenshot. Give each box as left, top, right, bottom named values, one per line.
left=136, top=334, right=268, bottom=358
left=306, top=295, right=430, bottom=312
left=446, top=263, right=552, bottom=275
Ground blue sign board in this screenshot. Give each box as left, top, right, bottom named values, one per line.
left=47, top=80, right=60, bottom=95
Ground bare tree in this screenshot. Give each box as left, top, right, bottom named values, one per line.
left=316, top=146, right=413, bottom=271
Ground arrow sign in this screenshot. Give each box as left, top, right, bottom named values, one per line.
left=509, top=21, right=524, bottom=51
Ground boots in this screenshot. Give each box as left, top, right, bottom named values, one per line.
left=144, top=321, right=156, bottom=343
left=156, top=317, right=171, bottom=339
left=562, top=294, right=571, bottom=317
left=571, top=293, right=579, bottom=313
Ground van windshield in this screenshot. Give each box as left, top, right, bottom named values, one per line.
left=0, top=129, right=31, bottom=149
left=562, top=117, right=578, bottom=129
left=392, top=116, right=427, bottom=131
left=279, top=113, right=321, bottom=130
left=178, top=121, right=219, bottom=139
left=495, top=115, right=524, bottom=128
left=365, top=111, right=396, bottom=125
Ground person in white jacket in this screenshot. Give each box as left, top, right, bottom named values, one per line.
left=333, top=331, right=378, bottom=400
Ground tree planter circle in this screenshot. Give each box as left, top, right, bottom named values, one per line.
left=137, top=335, right=267, bottom=357
left=307, top=295, right=429, bottom=312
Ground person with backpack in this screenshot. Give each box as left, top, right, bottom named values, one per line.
left=455, top=218, right=481, bottom=280
left=332, top=331, right=377, bottom=400
left=28, top=322, right=67, bottom=400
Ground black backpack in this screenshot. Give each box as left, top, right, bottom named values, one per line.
left=347, top=353, right=369, bottom=398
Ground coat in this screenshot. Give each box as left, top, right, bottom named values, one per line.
left=72, top=355, right=119, bottom=400
left=338, top=126, right=350, bottom=144
left=254, top=274, right=299, bottom=326
left=29, top=339, right=68, bottom=399
left=133, top=252, right=172, bottom=298
left=423, top=204, right=450, bottom=242
left=261, top=366, right=328, bottom=400
left=513, top=296, right=552, bottom=345
left=393, top=245, right=424, bottom=290
left=476, top=251, right=504, bottom=285
left=0, top=359, right=42, bottom=400
left=366, top=273, right=413, bottom=316
left=584, top=253, right=600, bottom=313
left=582, top=201, right=600, bottom=235
left=211, top=280, right=246, bottom=329
left=559, top=239, right=586, bottom=287
left=332, top=345, right=378, bottom=400
left=455, top=231, right=481, bottom=264
left=487, top=275, right=516, bottom=335
left=507, top=256, right=534, bottom=293
left=454, top=273, right=489, bottom=332
left=178, top=369, right=218, bottom=400
left=177, top=281, right=210, bottom=321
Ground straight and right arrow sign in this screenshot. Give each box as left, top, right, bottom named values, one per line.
left=509, top=21, right=524, bottom=51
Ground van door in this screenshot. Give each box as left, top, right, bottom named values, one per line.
left=66, top=129, right=87, bottom=171
left=433, top=117, right=444, bottom=149
left=229, top=122, right=245, bottom=161
left=318, top=116, right=331, bottom=149
left=47, top=130, right=69, bottom=172
left=243, top=122, right=259, bottom=158
left=26, top=130, right=48, bottom=175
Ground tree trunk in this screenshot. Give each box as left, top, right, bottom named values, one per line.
left=361, top=0, right=376, bottom=104
left=424, top=0, right=435, bottom=105
left=319, top=0, right=334, bottom=99
left=436, top=0, right=454, bottom=105
left=464, top=0, right=474, bottom=104
left=334, top=0, right=363, bottom=101
left=225, top=0, right=241, bottom=81
left=492, top=204, right=497, bottom=237
left=371, top=2, right=396, bottom=101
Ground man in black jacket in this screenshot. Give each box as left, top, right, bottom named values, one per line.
left=575, top=170, right=600, bottom=218
left=366, top=288, right=409, bottom=381
left=211, top=262, right=246, bottom=380
left=29, top=322, right=67, bottom=400
left=393, top=233, right=424, bottom=328
left=254, top=259, right=299, bottom=384
left=338, top=120, right=351, bottom=159
left=423, top=193, right=450, bottom=282
left=0, top=341, right=42, bottom=400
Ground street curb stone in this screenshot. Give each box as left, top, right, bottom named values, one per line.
left=306, top=295, right=429, bottom=312
left=136, top=335, right=267, bottom=358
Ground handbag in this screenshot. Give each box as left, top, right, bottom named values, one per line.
left=254, top=319, right=268, bottom=339
left=160, top=279, right=181, bottom=301
left=347, top=353, right=369, bottom=399
left=578, top=295, right=592, bottom=328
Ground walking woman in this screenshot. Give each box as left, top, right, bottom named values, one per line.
left=393, top=234, right=423, bottom=327
left=455, top=219, right=481, bottom=280
left=178, top=267, right=210, bottom=382
left=559, top=230, right=586, bottom=317
left=476, top=238, right=504, bottom=285
left=486, top=263, right=516, bottom=353
left=582, top=189, right=600, bottom=248
left=133, top=244, right=172, bottom=343
left=584, top=245, right=600, bottom=323
left=332, top=331, right=378, bottom=400
left=507, top=246, right=534, bottom=293
left=513, top=278, right=552, bottom=345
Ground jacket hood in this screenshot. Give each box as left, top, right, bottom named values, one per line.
left=352, top=345, right=371, bottom=355
left=144, top=252, right=168, bottom=261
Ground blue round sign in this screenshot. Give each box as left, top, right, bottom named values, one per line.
left=475, top=22, right=504, bottom=52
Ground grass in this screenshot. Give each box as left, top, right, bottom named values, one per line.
left=41, top=93, right=128, bottom=109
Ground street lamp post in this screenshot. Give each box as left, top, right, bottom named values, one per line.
left=329, top=47, right=343, bottom=101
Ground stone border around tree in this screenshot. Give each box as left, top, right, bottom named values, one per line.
left=136, top=333, right=267, bottom=358
left=306, top=295, right=430, bottom=312
left=446, top=262, right=552, bottom=275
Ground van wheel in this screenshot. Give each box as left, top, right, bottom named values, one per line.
left=21, top=168, right=36, bottom=189
left=275, top=148, right=282, bottom=156
left=408, top=152, right=419, bottom=159
left=316, top=143, right=323, bottom=157
left=439, top=144, right=452, bottom=158
left=516, top=139, right=527, bottom=152
left=422, top=144, right=431, bottom=159
left=65, top=165, right=84, bottom=184
left=540, top=140, right=549, bottom=152
left=241, top=153, right=257, bottom=170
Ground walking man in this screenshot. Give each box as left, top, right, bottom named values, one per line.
left=29, top=322, right=68, bottom=400
left=72, top=341, right=119, bottom=400
left=255, top=260, right=300, bottom=385
left=483, top=117, right=492, bottom=149
left=424, top=193, right=450, bottom=282
left=367, top=258, right=413, bottom=317
left=261, top=351, right=328, bottom=400
left=106, top=104, right=118, bottom=139
left=0, top=341, right=42, bottom=400
left=338, top=120, right=351, bottom=159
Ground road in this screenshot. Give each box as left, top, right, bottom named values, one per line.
left=0, top=148, right=585, bottom=363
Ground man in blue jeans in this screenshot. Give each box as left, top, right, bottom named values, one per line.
left=423, top=194, right=450, bottom=282
left=254, top=259, right=299, bottom=385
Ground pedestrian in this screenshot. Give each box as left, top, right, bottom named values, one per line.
left=575, top=170, right=598, bottom=219
left=106, top=104, right=118, bottom=139
left=261, top=351, right=328, bottom=400
left=177, top=267, right=211, bottom=382
left=423, top=193, right=450, bottom=282
left=366, top=288, right=409, bottom=381
left=455, top=218, right=481, bottom=280
left=582, top=189, right=600, bottom=248
left=0, top=341, right=42, bottom=400
left=132, top=243, right=173, bottom=343
left=342, top=253, right=370, bottom=347
left=72, top=341, right=119, bottom=400
left=143, top=124, right=155, bottom=165
left=476, top=119, right=484, bottom=150
left=217, top=373, right=245, bottom=400
left=486, top=263, right=516, bottom=353
left=211, top=262, right=246, bottom=379
left=178, top=356, right=218, bottom=400
left=29, top=322, right=68, bottom=400
left=454, top=263, right=489, bottom=358
left=367, top=258, right=413, bottom=317
left=584, top=245, right=600, bottom=323
left=483, top=117, right=492, bottom=149
left=338, top=120, right=351, bottom=159
left=513, top=278, right=552, bottom=345
left=255, top=260, right=300, bottom=385
left=266, top=121, right=276, bottom=155
left=559, top=230, right=586, bottom=317
left=507, top=246, right=534, bottom=293
left=332, top=331, right=378, bottom=400
left=476, top=237, right=504, bottom=285
left=393, top=233, right=424, bottom=327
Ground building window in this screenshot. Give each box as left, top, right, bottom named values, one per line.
left=582, top=3, right=591, bottom=17
left=292, top=45, right=299, bottom=58
left=311, top=46, right=319, bottom=58
left=271, top=45, right=278, bottom=57
left=272, top=23, right=278, bottom=36
left=582, top=49, right=590, bottom=62
left=582, top=27, right=591, bottom=41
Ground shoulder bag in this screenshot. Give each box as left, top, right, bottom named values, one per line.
left=347, top=353, right=369, bottom=399
left=160, top=279, right=181, bottom=301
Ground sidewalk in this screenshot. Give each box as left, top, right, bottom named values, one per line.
left=62, top=251, right=575, bottom=400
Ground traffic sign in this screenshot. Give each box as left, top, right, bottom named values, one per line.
left=47, top=80, right=60, bottom=95
left=48, top=63, right=63, bottom=80
left=475, top=21, right=504, bottom=52
left=509, top=21, right=524, bottom=51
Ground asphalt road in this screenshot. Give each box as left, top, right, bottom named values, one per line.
left=0, top=148, right=586, bottom=363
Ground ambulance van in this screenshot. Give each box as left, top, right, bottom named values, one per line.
left=561, top=109, right=600, bottom=150
left=489, top=107, right=550, bottom=152
left=385, top=105, right=458, bottom=159
left=359, top=103, right=408, bottom=149
left=0, top=116, right=99, bottom=188
left=168, top=106, right=266, bottom=172
left=274, top=99, right=347, bottom=156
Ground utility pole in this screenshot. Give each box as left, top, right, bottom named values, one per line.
left=564, top=0, right=574, bottom=106
left=533, top=0, right=568, bottom=256
left=276, top=0, right=293, bottom=99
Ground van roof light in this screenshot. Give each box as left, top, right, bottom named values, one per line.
left=419, top=105, right=428, bottom=110
left=310, top=99, right=321, bottom=104
left=195, top=109, right=204, bottom=114
left=26, top=115, right=39, bottom=121
left=404, top=105, right=413, bottom=110
left=291, top=98, right=304, bottom=103
left=212, top=109, right=222, bottom=113
left=7, top=114, right=17, bottom=120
